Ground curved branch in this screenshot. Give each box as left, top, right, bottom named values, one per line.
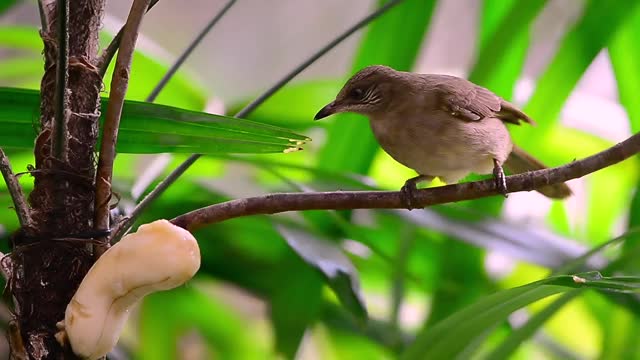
left=171, top=132, right=640, bottom=232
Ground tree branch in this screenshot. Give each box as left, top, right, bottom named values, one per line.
left=94, top=0, right=151, bottom=253
left=171, top=132, right=640, bottom=232
left=0, top=149, right=32, bottom=231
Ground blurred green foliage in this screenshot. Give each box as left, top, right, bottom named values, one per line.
left=1, top=1, right=640, bottom=359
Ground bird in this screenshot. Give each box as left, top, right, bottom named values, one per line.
left=314, top=65, right=571, bottom=208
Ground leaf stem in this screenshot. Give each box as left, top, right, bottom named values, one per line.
left=94, top=0, right=152, bottom=256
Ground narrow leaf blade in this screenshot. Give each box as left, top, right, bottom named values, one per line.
left=0, top=87, right=308, bottom=154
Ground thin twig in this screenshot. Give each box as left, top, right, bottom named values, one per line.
left=52, top=0, right=69, bottom=160
left=112, top=155, right=198, bottom=240
left=37, top=0, right=50, bottom=31
left=0, top=149, right=31, bottom=229
left=97, top=0, right=161, bottom=77
left=238, top=0, right=403, bottom=118
left=171, top=132, right=640, bottom=231
left=146, top=0, right=237, bottom=102
left=94, top=0, right=152, bottom=254
left=111, top=0, right=405, bottom=241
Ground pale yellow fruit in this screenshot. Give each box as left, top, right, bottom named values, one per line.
left=59, top=219, right=200, bottom=359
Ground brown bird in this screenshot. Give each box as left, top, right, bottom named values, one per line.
left=314, top=65, right=571, bottom=208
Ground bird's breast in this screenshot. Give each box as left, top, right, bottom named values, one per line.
left=369, top=112, right=513, bottom=183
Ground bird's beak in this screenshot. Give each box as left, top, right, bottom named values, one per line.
left=314, top=101, right=337, bottom=120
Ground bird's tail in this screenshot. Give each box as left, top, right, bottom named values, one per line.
left=504, top=145, right=572, bottom=199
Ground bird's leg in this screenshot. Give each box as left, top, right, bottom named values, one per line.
left=400, top=175, right=433, bottom=210
left=492, top=159, right=508, bottom=197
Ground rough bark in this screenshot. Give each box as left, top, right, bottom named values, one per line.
left=9, top=1, right=106, bottom=358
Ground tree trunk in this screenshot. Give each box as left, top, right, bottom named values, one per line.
left=10, top=1, right=106, bottom=358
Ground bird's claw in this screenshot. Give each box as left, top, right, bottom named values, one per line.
left=493, top=160, right=508, bottom=198
left=400, top=175, right=433, bottom=210
left=400, top=181, right=419, bottom=210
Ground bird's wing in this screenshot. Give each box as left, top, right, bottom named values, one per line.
left=432, top=75, right=532, bottom=125
left=433, top=75, right=501, bottom=121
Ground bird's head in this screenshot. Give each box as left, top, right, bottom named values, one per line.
left=314, top=65, right=403, bottom=120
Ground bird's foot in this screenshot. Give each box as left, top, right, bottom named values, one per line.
left=493, top=159, right=508, bottom=197
left=400, top=175, right=431, bottom=210
left=400, top=182, right=419, bottom=210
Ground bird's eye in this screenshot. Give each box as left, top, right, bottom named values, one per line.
left=349, top=88, right=365, bottom=100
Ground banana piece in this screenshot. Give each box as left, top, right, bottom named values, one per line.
left=56, top=219, right=201, bottom=359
